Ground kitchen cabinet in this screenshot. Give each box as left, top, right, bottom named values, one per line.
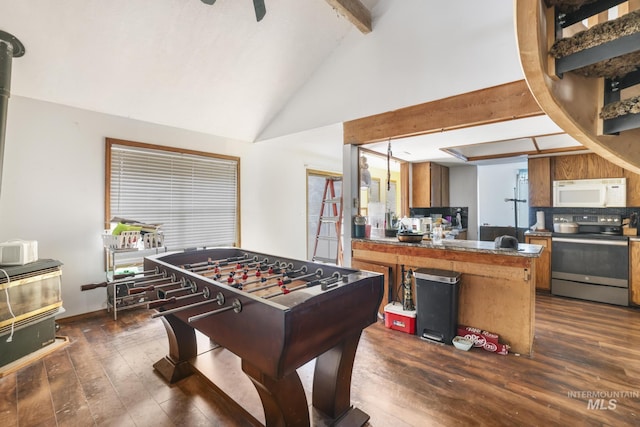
left=528, top=157, right=552, bottom=207
left=530, top=152, right=640, bottom=207
left=623, top=169, right=640, bottom=207
left=351, top=258, right=393, bottom=316
left=630, top=239, right=640, bottom=306
left=351, top=238, right=540, bottom=355
left=553, top=155, right=584, bottom=181
left=412, top=161, right=449, bottom=207
left=585, top=154, right=624, bottom=178
left=525, top=234, right=551, bottom=291
left=553, top=153, right=623, bottom=181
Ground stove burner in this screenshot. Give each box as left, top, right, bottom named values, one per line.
left=552, top=213, right=623, bottom=236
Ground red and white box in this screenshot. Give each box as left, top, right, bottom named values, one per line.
left=384, top=302, right=416, bottom=335
left=457, top=325, right=509, bottom=355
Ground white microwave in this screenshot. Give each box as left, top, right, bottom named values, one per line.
left=553, top=178, right=626, bottom=208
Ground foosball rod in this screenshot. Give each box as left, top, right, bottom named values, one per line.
left=158, top=279, right=198, bottom=297
left=263, top=272, right=342, bottom=299
left=234, top=265, right=305, bottom=288
left=150, top=290, right=223, bottom=318
left=199, top=261, right=280, bottom=283
left=245, top=268, right=322, bottom=293
left=148, top=286, right=211, bottom=310
left=187, top=299, right=242, bottom=323
left=209, top=260, right=291, bottom=277
left=188, top=257, right=267, bottom=274
left=80, top=269, right=165, bottom=290
left=128, top=277, right=186, bottom=295
left=181, top=254, right=250, bottom=270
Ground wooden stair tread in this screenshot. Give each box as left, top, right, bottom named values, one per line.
left=551, top=10, right=640, bottom=59
left=567, top=50, right=640, bottom=79
left=544, top=0, right=599, bottom=14
left=550, top=9, right=640, bottom=78
left=601, top=95, right=640, bottom=119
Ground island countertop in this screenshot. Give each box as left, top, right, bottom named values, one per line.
left=351, top=237, right=541, bottom=355
left=352, top=237, right=543, bottom=258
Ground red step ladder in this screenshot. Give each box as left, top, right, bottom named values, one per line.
left=312, top=177, right=343, bottom=265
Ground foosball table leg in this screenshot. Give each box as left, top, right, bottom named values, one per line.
left=153, top=314, right=197, bottom=383
left=312, top=331, right=370, bottom=427
left=242, top=360, right=310, bottom=427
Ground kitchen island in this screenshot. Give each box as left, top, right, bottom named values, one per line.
left=351, top=237, right=544, bottom=355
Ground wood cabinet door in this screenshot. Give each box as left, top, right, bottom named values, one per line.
left=624, top=169, right=640, bottom=206
left=526, top=236, right=551, bottom=291
left=411, top=161, right=432, bottom=207
left=554, top=155, right=587, bottom=180
left=441, top=166, right=450, bottom=207
left=351, top=259, right=393, bottom=315
left=528, top=157, right=551, bottom=207
left=630, top=240, right=640, bottom=306
left=585, top=153, right=623, bottom=178
left=430, top=163, right=442, bottom=207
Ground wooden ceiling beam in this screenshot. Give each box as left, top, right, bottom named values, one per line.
left=326, top=0, right=372, bottom=34
left=343, top=80, right=545, bottom=145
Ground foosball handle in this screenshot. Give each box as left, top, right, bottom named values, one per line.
left=81, top=281, right=108, bottom=291
left=148, top=297, right=177, bottom=310
left=129, top=285, right=155, bottom=295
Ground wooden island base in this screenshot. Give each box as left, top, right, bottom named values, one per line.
left=352, top=239, right=540, bottom=355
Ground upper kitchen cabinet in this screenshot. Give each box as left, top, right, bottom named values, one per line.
left=528, top=157, right=552, bottom=207
left=529, top=152, right=640, bottom=207
left=554, top=153, right=623, bottom=181
left=624, top=169, right=640, bottom=207
left=412, top=162, right=449, bottom=207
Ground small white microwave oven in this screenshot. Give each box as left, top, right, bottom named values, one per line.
left=0, top=240, right=38, bottom=266
left=553, top=178, right=626, bottom=208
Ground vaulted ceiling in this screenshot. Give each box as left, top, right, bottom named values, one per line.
left=1, top=0, right=379, bottom=142
left=0, top=0, right=582, bottom=161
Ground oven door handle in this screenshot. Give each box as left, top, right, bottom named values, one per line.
left=552, top=237, right=628, bottom=246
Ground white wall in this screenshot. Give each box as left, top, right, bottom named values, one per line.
left=241, top=125, right=344, bottom=258
left=0, top=96, right=342, bottom=318
left=449, top=165, right=478, bottom=240
left=260, top=0, right=523, bottom=140
left=477, top=161, right=528, bottom=228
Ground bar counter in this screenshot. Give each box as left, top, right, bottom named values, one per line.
left=351, top=237, right=544, bottom=355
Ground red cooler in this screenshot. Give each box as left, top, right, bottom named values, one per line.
left=384, top=302, right=416, bottom=334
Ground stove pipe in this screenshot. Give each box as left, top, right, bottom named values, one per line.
left=0, top=30, right=25, bottom=199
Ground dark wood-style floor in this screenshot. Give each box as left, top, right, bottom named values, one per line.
left=1, top=292, right=639, bottom=426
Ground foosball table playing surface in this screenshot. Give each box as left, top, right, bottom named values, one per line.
left=143, top=247, right=384, bottom=427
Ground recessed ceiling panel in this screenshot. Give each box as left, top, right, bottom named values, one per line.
left=447, top=137, right=536, bottom=159
left=534, top=133, right=583, bottom=150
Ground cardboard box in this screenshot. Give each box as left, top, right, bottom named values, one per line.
left=457, top=325, right=509, bottom=355
left=384, top=302, right=416, bottom=334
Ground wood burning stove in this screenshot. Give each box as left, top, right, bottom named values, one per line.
left=0, top=259, right=63, bottom=368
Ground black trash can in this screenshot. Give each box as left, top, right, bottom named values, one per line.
left=413, top=268, right=461, bottom=345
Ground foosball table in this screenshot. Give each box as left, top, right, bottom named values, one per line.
left=143, top=247, right=383, bottom=427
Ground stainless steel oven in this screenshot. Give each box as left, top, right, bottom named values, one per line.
left=551, top=214, right=629, bottom=306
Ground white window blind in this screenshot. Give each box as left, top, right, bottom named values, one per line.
left=108, top=141, right=239, bottom=249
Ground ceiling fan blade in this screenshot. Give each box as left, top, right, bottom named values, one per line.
left=253, top=0, right=266, bottom=21
left=201, top=0, right=216, bottom=5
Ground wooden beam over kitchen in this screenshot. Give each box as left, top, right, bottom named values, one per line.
left=343, top=80, right=545, bottom=145
left=326, top=0, right=372, bottom=34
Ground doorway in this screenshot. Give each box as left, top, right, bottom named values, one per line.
left=307, top=170, right=343, bottom=263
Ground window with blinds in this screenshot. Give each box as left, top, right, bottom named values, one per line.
left=106, top=138, right=240, bottom=250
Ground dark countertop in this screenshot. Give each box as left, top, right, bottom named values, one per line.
left=352, top=237, right=544, bottom=258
